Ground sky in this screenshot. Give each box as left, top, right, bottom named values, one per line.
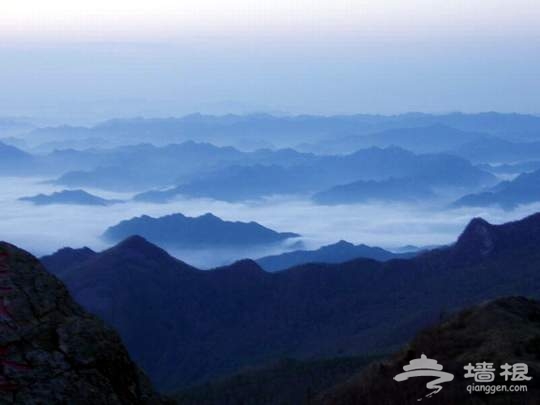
left=1, top=0, right=540, bottom=123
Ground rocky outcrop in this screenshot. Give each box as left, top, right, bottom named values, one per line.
left=0, top=241, right=168, bottom=404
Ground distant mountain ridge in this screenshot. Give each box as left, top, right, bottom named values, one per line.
left=19, top=189, right=122, bottom=206
left=304, top=124, right=487, bottom=154
left=312, top=177, right=435, bottom=205
left=452, top=137, right=540, bottom=163
left=29, top=112, right=540, bottom=148
left=102, top=212, right=300, bottom=249
left=256, top=240, right=417, bottom=272
left=453, top=168, right=540, bottom=210
left=135, top=147, right=494, bottom=202
left=0, top=141, right=34, bottom=173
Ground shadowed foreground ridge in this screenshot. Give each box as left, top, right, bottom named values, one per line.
left=0, top=241, right=167, bottom=404
left=318, top=297, right=540, bottom=405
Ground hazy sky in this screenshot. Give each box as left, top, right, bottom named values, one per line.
left=1, top=1, right=539, bottom=122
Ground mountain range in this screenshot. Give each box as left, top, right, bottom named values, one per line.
left=102, top=212, right=300, bottom=249
left=26, top=113, right=540, bottom=149
left=0, top=141, right=34, bottom=174
left=452, top=137, right=540, bottom=164
left=256, top=240, right=416, bottom=272
left=135, top=147, right=494, bottom=202
left=0, top=136, right=503, bottom=203
left=19, top=189, right=122, bottom=206
left=453, top=168, right=540, bottom=210
left=303, top=124, right=487, bottom=154
left=41, top=212, right=540, bottom=392
left=312, top=177, right=435, bottom=205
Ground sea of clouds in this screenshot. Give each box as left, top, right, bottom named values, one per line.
left=1, top=176, right=539, bottom=268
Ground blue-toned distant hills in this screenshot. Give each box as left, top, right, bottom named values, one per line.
left=51, top=142, right=315, bottom=191
left=19, top=189, right=122, bottom=206
left=453, top=168, right=540, bottom=210
left=312, top=177, right=435, bottom=205
left=256, top=240, right=417, bottom=272
left=452, top=137, right=540, bottom=163
left=27, top=112, right=540, bottom=148
left=303, top=124, right=488, bottom=154
left=0, top=140, right=34, bottom=173
left=5, top=112, right=540, bottom=205
left=102, top=212, right=300, bottom=249
left=134, top=147, right=495, bottom=202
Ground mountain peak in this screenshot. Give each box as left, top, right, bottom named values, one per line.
left=113, top=234, right=166, bottom=252
left=332, top=240, right=355, bottom=248
left=454, top=217, right=496, bottom=257
left=216, top=259, right=265, bottom=276
left=111, top=235, right=174, bottom=259
left=198, top=212, right=220, bottom=221
left=451, top=213, right=540, bottom=263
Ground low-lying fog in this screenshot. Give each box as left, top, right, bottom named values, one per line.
left=1, top=176, right=539, bottom=269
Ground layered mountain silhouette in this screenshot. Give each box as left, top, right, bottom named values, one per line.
left=102, top=212, right=299, bottom=248
left=135, top=147, right=494, bottom=202
left=306, top=124, right=487, bottom=154
left=19, top=189, right=122, bottom=206
left=0, top=141, right=34, bottom=174
left=318, top=296, right=540, bottom=404
left=256, top=240, right=416, bottom=272
left=29, top=113, right=540, bottom=149
left=50, top=142, right=315, bottom=191
left=0, top=241, right=166, bottom=403
left=453, top=137, right=540, bottom=163
left=313, top=178, right=435, bottom=205
left=479, top=160, right=540, bottom=176
left=453, top=168, right=540, bottom=210
left=42, top=212, right=540, bottom=392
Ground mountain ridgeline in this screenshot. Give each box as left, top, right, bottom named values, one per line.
left=19, top=189, right=122, bottom=206
left=256, top=240, right=417, bottom=272
left=102, top=213, right=300, bottom=249
left=453, top=168, right=540, bottom=210
left=42, top=212, right=540, bottom=393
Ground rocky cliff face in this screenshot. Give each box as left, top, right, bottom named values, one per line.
left=0, top=241, right=167, bottom=404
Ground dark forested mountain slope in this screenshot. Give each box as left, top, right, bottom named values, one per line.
left=318, top=296, right=540, bottom=405
left=43, top=213, right=540, bottom=392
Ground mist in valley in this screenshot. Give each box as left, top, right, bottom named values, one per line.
left=1, top=173, right=539, bottom=268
